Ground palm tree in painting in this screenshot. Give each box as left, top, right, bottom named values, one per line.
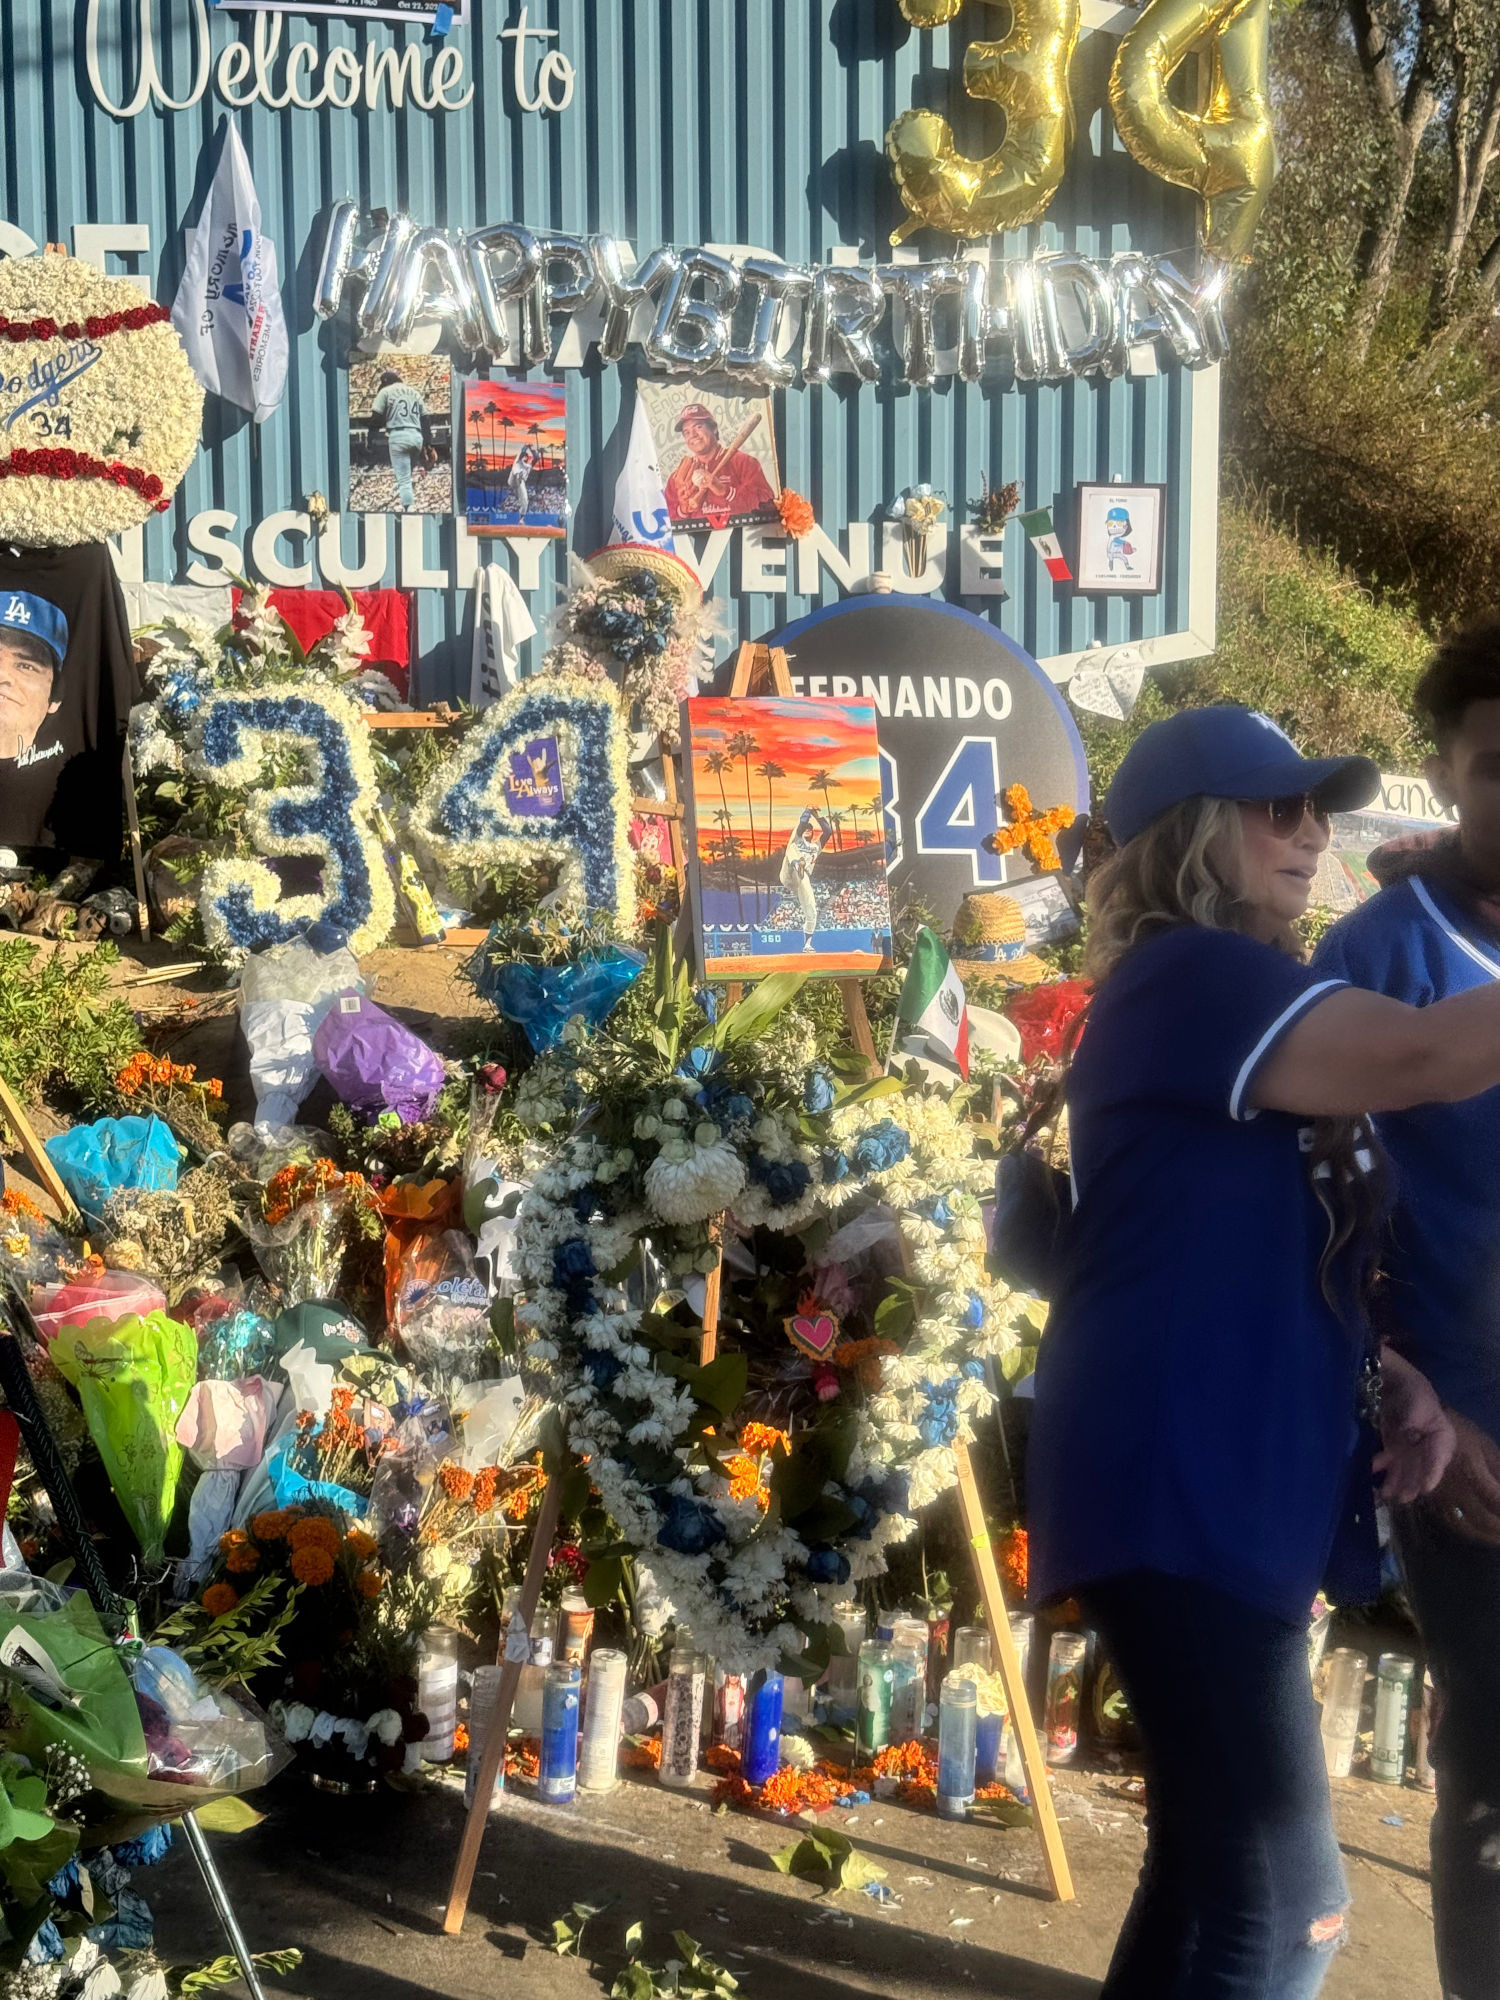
left=725, top=730, right=760, bottom=919
left=528, top=420, right=544, bottom=471
left=755, top=760, right=786, bottom=885
left=467, top=408, right=486, bottom=512
left=844, top=798, right=862, bottom=849
left=713, top=807, right=745, bottom=924
left=483, top=400, right=503, bottom=509
left=808, top=768, right=842, bottom=848
left=829, top=809, right=847, bottom=854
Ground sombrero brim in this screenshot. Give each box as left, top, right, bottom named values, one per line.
left=586, top=543, right=703, bottom=612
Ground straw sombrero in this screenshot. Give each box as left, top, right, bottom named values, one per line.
left=949, top=891, right=1050, bottom=990
left=585, top=542, right=703, bottom=612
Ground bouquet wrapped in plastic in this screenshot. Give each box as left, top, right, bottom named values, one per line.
left=48, top=1311, right=197, bottom=1563
left=174, top=1377, right=279, bottom=1588
left=312, top=994, right=445, bottom=1125
left=43, top=1115, right=181, bottom=1226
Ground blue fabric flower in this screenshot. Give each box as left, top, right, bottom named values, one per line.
left=26, top=1921, right=63, bottom=1965
left=822, top=1149, right=849, bottom=1185
left=553, top=1238, right=597, bottom=1283
left=111, top=1823, right=173, bottom=1869
left=583, top=1350, right=624, bottom=1392
left=917, top=1377, right=961, bottom=1448
left=655, top=1492, right=723, bottom=1556
left=747, top=1153, right=812, bottom=1207
left=852, top=1119, right=910, bottom=1175
left=964, top=1291, right=986, bottom=1329
left=694, top=987, right=719, bottom=1024
left=635, top=572, right=660, bottom=600
left=804, top=1069, right=835, bottom=1115
left=680, top=1045, right=724, bottom=1079
left=89, top=1886, right=154, bottom=1952
left=46, top=1859, right=79, bottom=1899
left=960, top=1360, right=986, bottom=1382
left=844, top=1488, right=878, bottom=1540
left=804, top=1545, right=851, bottom=1585
left=920, top=1195, right=954, bottom=1226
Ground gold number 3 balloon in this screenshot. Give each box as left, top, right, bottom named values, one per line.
left=1110, top=0, right=1274, bottom=263
left=885, top=0, right=1081, bottom=244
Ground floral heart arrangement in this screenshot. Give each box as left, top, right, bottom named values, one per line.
left=511, top=935, right=1024, bottom=1672
left=0, top=253, right=202, bottom=545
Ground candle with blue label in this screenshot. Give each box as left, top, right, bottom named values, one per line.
left=742, top=1670, right=784, bottom=1787
left=937, top=1675, right=977, bottom=1819
left=538, top=1661, right=581, bottom=1802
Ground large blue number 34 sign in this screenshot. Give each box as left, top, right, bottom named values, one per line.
left=195, top=687, right=395, bottom=958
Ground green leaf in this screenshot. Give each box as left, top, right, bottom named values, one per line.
left=581, top=1555, right=625, bottom=1609
left=550, top=1920, right=581, bottom=1957
left=873, top=1291, right=914, bottom=1343
left=834, top=1846, right=887, bottom=1893
left=833, top=1073, right=905, bottom=1108
left=705, top=971, right=807, bottom=1050
left=685, top=1352, right=748, bottom=1419
left=191, top=1797, right=265, bottom=1835
left=624, top=1920, right=644, bottom=1952
left=968, top=1796, right=1035, bottom=1829
left=790, top=1497, right=859, bottom=1544
left=611, top=1963, right=657, bottom=2000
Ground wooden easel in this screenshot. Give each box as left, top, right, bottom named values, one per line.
left=442, top=651, right=1072, bottom=1930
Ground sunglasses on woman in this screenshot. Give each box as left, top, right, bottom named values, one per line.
left=1240, top=794, right=1332, bottom=837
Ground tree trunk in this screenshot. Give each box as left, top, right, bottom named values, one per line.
left=1411, top=225, right=1500, bottom=386
left=1427, top=69, right=1500, bottom=335
left=1350, top=111, right=1435, bottom=356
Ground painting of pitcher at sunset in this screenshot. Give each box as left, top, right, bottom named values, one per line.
left=683, top=696, right=893, bottom=979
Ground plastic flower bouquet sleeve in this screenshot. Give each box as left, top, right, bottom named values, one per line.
left=239, top=1197, right=346, bottom=1305
left=43, top=1117, right=182, bottom=1226
left=0, top=1592, right=149, bottom=1794
left=391, top=1229, right=494, bottom=1395
left=127, top=1647, right=294, bottom=1800
left=311, top=993, right=445, bottom=1125
left=30, top=1272, right=167, bottom=1343
left=239, top=996, right=319, bottom=1132
left=173, top=1378, right=277, bottom=1588
left=470, top=945, right=645, bottom=1052
left=48, top=1311, right=198, bottom=1563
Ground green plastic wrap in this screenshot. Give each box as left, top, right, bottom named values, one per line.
left=50, top=1311, right=197, bottom=1563
left=0, top=1591, right=147, bottom=1793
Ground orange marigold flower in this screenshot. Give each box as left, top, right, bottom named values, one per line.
left=453, top=1723, right=470, bottom=1754
left=251, top=1509, right=290, bottom=1541
left=218, top=1528, right=249, bottom=1550
left=776, top=487, right=816, bottom=539
left=724, top=1454, right=769, bottom=1512
left=0, top=1188, right=43, bottom=1223
left=355, top=1567, right=384, bottom=1598
left=290, top=1546, right=335, bottom=1586
left=201, top=1583, right=238, bottom=1617
left=206, top=1078, right=224, bottom=1099
left=997, top=1525, right=1028, bottom=1600
left=471, top=1467, right=499, bottom=1515
left=620, top=1737, right=663, bottom=1771
left=737, top=1422, right=791, bottom=1457
left=225, top=1544, right=259, bottom=1575
left=344, top=1528, right=379, bottom=1561
left=438, top=1461, right=475, bottom=1502
left=287, top=1515, right=341, bottom=1555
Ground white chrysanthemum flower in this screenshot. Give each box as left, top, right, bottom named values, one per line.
left=644, top=1138, right=746, bottom=1224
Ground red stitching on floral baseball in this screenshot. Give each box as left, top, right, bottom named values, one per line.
left=0, top=303, right=171, bottom=344
left=0, top=446, right=167, bottom=509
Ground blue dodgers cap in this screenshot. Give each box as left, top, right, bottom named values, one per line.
left=1104, top=706, right=1381, bottom=846
left=0, top=591, right=67, bottom=670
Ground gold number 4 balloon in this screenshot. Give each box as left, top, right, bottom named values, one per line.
left=887, top=0, right=1080, bottom=245
left=887, top=0, right=1273, bottom=263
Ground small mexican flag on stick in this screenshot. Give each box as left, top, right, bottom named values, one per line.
left=892, top=925, right=970, bottom=1080
left=1018, top=506, right=1073, bottom=583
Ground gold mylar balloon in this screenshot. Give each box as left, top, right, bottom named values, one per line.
left=886, top=0, right=1081, bottom=243
left=1110, top=0, right=1275, bottom=263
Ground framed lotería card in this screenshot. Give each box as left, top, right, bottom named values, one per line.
left=1073, top=483, right=1166, bottom=594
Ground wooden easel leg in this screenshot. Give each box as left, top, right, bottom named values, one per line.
left=953, top=1438, right=1075, bottom=1901
left=698, top=1221, right=723, bottom=1367
left=121, top=741, right=151, bottom=940
left=442, top=1470, right=565, bottom=1935
left=0, top=1075, right=80, bottom=1227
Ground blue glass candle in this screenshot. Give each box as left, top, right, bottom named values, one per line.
left=937, top=1676, right=977, bottom=1820
left=538, top=1661, right=581, bottom=1803
left=743, top=1670, right=785, bottom=1787
left=975, top=1710, right=1003, bottom=1783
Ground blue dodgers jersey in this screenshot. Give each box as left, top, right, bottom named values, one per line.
left=1027, top=926, right=1377, bottom=1625
left=1315, top=876, right=1500, bottom=1442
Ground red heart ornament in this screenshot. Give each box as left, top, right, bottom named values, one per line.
left=785, top=1310, right=840, bottom=1360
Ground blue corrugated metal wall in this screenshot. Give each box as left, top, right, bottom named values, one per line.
left=7, top=2, right=1206, bottom=699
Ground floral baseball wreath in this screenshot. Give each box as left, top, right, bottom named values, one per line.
left=511, top=949, right=1025, bottom=1672
left=0, top=254, right=201, bottom=544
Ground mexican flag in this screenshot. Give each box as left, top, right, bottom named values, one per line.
left=1018, top=506, right=1073, bottom=583
left=893, top=926, right=970, bottom=1080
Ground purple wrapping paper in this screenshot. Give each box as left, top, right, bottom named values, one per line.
left=312, top=992, right=445, bottom=1125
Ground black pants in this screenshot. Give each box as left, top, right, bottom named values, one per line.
left=1084, top=1572, right=1347, bottom=1999
left=1394, top=1506, right=1500, bottom=1999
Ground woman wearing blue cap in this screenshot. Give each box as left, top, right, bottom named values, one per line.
left=1028, top=705, right=1500, bottom=1996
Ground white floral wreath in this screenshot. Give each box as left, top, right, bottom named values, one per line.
left=412, top=672, right=637, bottom=925
left=189, top=681, right=396, bottom=959
left=514, top=1068, right=1022, bottom=1673
left=0, top=253, right=201, bottom=545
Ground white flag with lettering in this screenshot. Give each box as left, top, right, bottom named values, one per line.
left=608, top=393, right=676, bottom=551
left=171, top=119, right=289, bottom=423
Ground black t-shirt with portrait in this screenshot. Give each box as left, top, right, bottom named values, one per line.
left=0, top=542, right=138, bottom=861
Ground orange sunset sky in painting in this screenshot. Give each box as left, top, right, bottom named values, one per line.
left=685, top=696, right=884, bottom=858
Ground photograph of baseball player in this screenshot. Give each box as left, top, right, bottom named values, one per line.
left=461, top=378, right=568, bottom=537
left=683, top=695, right=892, bottom=978
left=347, top=354, right=453, bottom=515
left=638, top=382, right=780, bottom=532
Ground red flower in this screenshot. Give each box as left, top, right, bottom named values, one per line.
left=32, top=318, right=56, bottom=340
left=1003, top=978, right=1092, bottom=1065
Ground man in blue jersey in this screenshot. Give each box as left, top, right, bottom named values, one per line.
left=1315, top=616, right=1500, bottom=2000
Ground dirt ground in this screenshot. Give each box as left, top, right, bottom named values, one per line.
left=148, top=1758, right=1441, bottom=2000
left=4, top=934, right=1448, bottom=1996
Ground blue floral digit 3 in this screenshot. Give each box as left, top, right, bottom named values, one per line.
left=195, top=688, right=395, bottom=957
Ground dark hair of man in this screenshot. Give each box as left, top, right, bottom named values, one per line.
left=379, top=368, right=401, bottom=387
left=1414, top=614, right=1500, bottom=748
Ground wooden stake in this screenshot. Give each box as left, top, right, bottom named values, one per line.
left=0, top=1075, right=79, bottom=1226
left=442, top=1470, right=564, bottom=1935
left=121, top=741, right=151, bottom=940
left=953, top=1438, right=1075, bottom=1902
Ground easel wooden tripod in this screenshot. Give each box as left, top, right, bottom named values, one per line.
left=442, top=647, right=1072, bottom=1933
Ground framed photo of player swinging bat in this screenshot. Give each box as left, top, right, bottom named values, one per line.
left=637, top=382, right=782, bottom=533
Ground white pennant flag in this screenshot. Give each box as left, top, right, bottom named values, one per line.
left=469, top=565, right=537, bottom=708
left=171, top=119, right=289, bottom=423
left=609, top=392, right=676, bottom=551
